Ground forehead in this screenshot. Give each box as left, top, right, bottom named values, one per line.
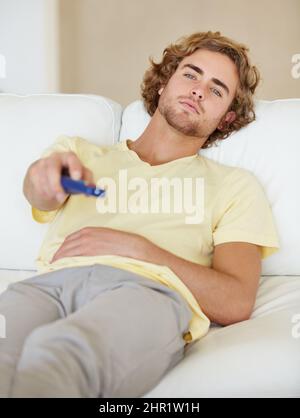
left=178, top=49, right=239, bottom=93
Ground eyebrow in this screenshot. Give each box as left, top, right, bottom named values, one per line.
left=181, top=63, right=230, bottom=96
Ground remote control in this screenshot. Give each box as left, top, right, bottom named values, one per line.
left=61, top=175, right=106, bottom=197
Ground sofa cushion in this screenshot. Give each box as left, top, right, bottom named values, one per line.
left=0, top=93, right=122, bottom=270
left=142, top=274, right=300, bottom=398
left=119, top=99, right=300, bottom=276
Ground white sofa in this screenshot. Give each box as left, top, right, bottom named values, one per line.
left=0, top=93, right=299, bottom=398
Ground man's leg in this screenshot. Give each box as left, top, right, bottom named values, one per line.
left=10, top=264, right=193, bottom=398
left=0, top=266, right=90, bottom=397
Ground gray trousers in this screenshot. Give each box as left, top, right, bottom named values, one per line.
left=0, top=264, right=192, bottom=398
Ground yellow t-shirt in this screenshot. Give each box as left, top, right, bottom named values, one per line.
left=31, top=135, right=280, bottom=344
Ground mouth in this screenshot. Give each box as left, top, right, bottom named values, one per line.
left=179, top=100, right=199, bottom=114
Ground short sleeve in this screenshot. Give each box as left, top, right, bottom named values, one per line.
left=32, top=207, right=60, bottom=224
left=212, top=169, right=280, bottom=259
left=31, top=135, right=78, bottom=224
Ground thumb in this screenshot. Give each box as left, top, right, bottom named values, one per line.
left=82, top=167, right=95, bottom=185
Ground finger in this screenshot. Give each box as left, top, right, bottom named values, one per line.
left=61, top=152, right=84, bottom=181
left=63, top=227, right=88, bottom=242
left=30, top=160, right=56, bottom=201
left=45, top=156, right=68, bottom=201
left=51, top=241, right=82, bottom=262
left=82, top=167, right=95, bottom=185
left=36, top=170, right=55, bottom=200
left=62, top=232, right=81, bottom=244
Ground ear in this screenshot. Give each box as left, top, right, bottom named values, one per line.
left=158, top=87, right=164, bottom=95
left=217, top=111, right=236, bottom=131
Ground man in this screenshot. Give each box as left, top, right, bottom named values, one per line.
left=0, top=31, right=279, bottom=398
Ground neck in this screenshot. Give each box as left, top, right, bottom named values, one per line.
left=127, top=109, right=207, bottom=166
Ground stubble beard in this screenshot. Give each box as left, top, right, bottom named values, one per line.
left=158, top=99, right=216, bottom=139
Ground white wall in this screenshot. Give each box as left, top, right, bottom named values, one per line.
left=0, top=0, right=59, bottom=93
left=59, top=0, right=300, bottom=106
left=0, top=0, right=299, bottom=101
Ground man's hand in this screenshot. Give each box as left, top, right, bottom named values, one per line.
left=23, top=151, right=95, bottom=211
left=50, top=227, right=146, bottom=263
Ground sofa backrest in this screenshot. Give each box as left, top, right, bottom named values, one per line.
left=0, top=93, right=122, bottom=270
left=1, top=93, right=299, bottom=276
left=120, top=99, right=300, bottom=276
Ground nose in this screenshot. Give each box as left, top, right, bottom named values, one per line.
left=191, top=89, right=204, bottom=100
left=190, top=79, right=205, bottom=100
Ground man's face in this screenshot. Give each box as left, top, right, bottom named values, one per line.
left=157, top=49, right=239, bottom=140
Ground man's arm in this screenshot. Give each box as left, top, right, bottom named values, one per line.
left=136, top=240, right=261, bottom=326
left=51, top=226, right=261, bottom=326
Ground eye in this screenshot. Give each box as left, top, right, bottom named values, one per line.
left=212, top=88, right=222, bottom=97
left=183, top=73, right=196, bottom=80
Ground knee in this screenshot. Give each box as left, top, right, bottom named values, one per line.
left=23, top=319, right=77, bottom=351
left=23, top=320, right=92, bottom=356
left=23, top=322, right=59, bottom=349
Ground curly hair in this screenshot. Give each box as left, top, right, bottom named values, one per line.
left=140, top=31, right=260, bottom=149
